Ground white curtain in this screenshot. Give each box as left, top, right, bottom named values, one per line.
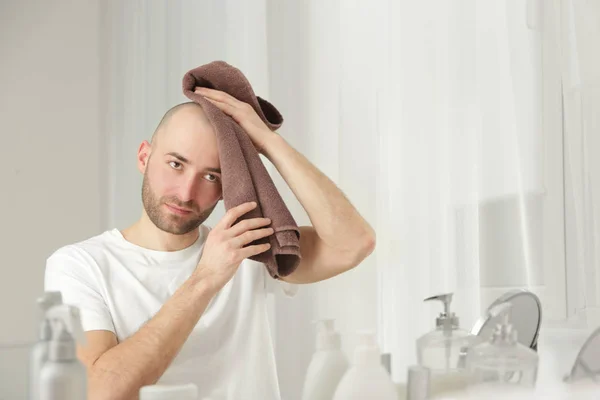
left=373, top=0, right=567, bottom=382
left=560, top=0, right=600, bottom=327
left=105, top=0, right=600, bottom=397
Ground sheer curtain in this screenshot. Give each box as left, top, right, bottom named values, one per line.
left=373, top=0, right=568, bottom=382
left=560, top=0, right=600, bottom=327
left=267, top=0, right=567, bottom=390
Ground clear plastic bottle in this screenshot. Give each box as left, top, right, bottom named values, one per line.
left=416, top=293, right=477, bottom=396
left=466, top=302, right=538, bottom=392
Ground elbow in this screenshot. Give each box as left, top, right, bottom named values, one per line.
left=87, top=367, right=141, bottom=400
left=360, top=228, right=376, bottom=259
left=348, top=228, right=376, bottom=268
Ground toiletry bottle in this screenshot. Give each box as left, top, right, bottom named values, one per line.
left=466, top=302, right=539, bottom=392
left=301, top=319, right=349, bottom=400
left=29, top=291, right=63, bottom=400
left=416, top=293, right=477, bottom=396
left=406, top=365, right=431, bottom=400
left=333, top=331, right=397, bottom=400
left=140, top=383, right=198, bottom=400
left=39, top=304, right=87, bottom=400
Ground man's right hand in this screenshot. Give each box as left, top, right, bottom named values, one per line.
left=194, top=201, right=273, bottom=294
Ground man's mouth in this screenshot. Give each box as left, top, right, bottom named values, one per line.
left=165, top=203, right=193, bottom=215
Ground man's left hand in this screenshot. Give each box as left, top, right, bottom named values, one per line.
left=195, top=87, right=276, bottom=154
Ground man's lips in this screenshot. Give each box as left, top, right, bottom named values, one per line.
left=165, top=203, right=193, bottom=215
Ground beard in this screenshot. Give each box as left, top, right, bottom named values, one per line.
left=141, top=171, right=216, bottom=235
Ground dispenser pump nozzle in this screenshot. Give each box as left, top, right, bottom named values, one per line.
left=37, top=291, right=63, bottom=340
left=37, top=292, right=63, bottom=311
left=312, top=319, right=340, bottom=350
left=314, top=319, right=335, bottom=334
left=424, top=293, right=459, bottom=329
left=488, top=302, right=518, bottom=345
left=46, top=305, right=87, bottom=361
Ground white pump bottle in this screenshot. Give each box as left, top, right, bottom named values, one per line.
left=29, top=291, right=63, bottom=400
left=301, top=319, right=349, bottom=400
left=39, top=304, right=87, bottom=400
left=333, top=331, right=397, bottom=400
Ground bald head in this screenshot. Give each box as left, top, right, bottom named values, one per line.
left=151, top=102, right=209, bottom=145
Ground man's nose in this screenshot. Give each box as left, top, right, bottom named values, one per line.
left=176, top=175, right=198, bottom=204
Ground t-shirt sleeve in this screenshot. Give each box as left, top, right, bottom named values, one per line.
left=44, top=246, right=115, bottom=333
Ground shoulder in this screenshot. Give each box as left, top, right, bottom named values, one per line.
left=45, top=230, right=117, bottom=273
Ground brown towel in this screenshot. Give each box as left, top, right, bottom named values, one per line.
left=182, top=61, right=301, bottom=279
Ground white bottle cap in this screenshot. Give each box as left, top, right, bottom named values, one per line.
left=354, top=330, right=380, bottom=366
left=313, top=319, right=341, bottom=350
left=139, top=383, right=198, bottom=400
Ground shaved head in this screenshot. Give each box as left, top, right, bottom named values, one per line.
left=151, top=102, right=208, bottom=146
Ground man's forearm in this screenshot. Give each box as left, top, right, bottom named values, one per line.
left=262, top=134, right=374, bottom=248
left=88, top=273, right=214, bottom=400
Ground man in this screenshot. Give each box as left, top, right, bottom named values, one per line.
left=45, top=87, right=375, bottom=400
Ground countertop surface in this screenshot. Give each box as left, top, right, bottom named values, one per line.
left=421, top=325, right=600, bottom=400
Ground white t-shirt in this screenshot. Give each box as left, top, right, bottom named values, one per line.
left=44, top=225, right=297, bottom=400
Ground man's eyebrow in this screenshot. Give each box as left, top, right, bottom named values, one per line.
left=206, top=167, right=222, bottom=174
left=166, top=152, right=190, bottom=164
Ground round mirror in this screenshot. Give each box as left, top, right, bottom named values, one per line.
left=564, top=326, right=600, bottom=383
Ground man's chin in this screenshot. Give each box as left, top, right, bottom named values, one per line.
left=161, top=225, right=199, bottom=236
left=164, top=218, right=203, bottom=235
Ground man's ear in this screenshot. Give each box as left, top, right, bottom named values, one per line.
left=137, top=140, right=152, bottom=174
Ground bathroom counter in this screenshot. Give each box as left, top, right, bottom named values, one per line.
left=402, top=325, right=600, bottom=400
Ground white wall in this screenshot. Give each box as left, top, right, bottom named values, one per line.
left=0, top=1, right=105, bottom=397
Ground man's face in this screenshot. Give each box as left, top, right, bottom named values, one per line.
left=139, top=107, right=222, bottom=235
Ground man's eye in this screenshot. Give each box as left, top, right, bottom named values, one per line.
left=205, top=174, right=218, bottom=182
left=169, top=161, right=182, bottom=169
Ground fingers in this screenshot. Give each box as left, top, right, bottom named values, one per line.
left=195, top=87, right=238, bottom=105
left=204, top=97, right=237, bottom=116
left=219, top=202, right=257, bottom=229
left=235, top=227, right=274, bottom=248
left=229, top=217, right=271, bottom=237
left=239, top=243, right=272, bottom=259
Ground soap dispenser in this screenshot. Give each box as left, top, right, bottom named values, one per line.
left=29, top=291, right=63, bottom=400
left=466, top=302, right=539, bottom=391
left=416, top=293, right=476, bottom=396
left=39, top=304, right=87, bottom=400
left=301, top=319, right=349, bottom=400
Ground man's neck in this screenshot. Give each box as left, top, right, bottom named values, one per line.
left=121, top=213, right=200, bottom=252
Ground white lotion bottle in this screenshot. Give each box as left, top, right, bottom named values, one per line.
left=301, top=319, right=349, bottom=400
left=333, top=331, right=397, bottom=400
left=140, top=383, right=198, bottom=400
left=29, top=291, right=62, bottom=400
left=39, top=304, right=87, bottom=400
